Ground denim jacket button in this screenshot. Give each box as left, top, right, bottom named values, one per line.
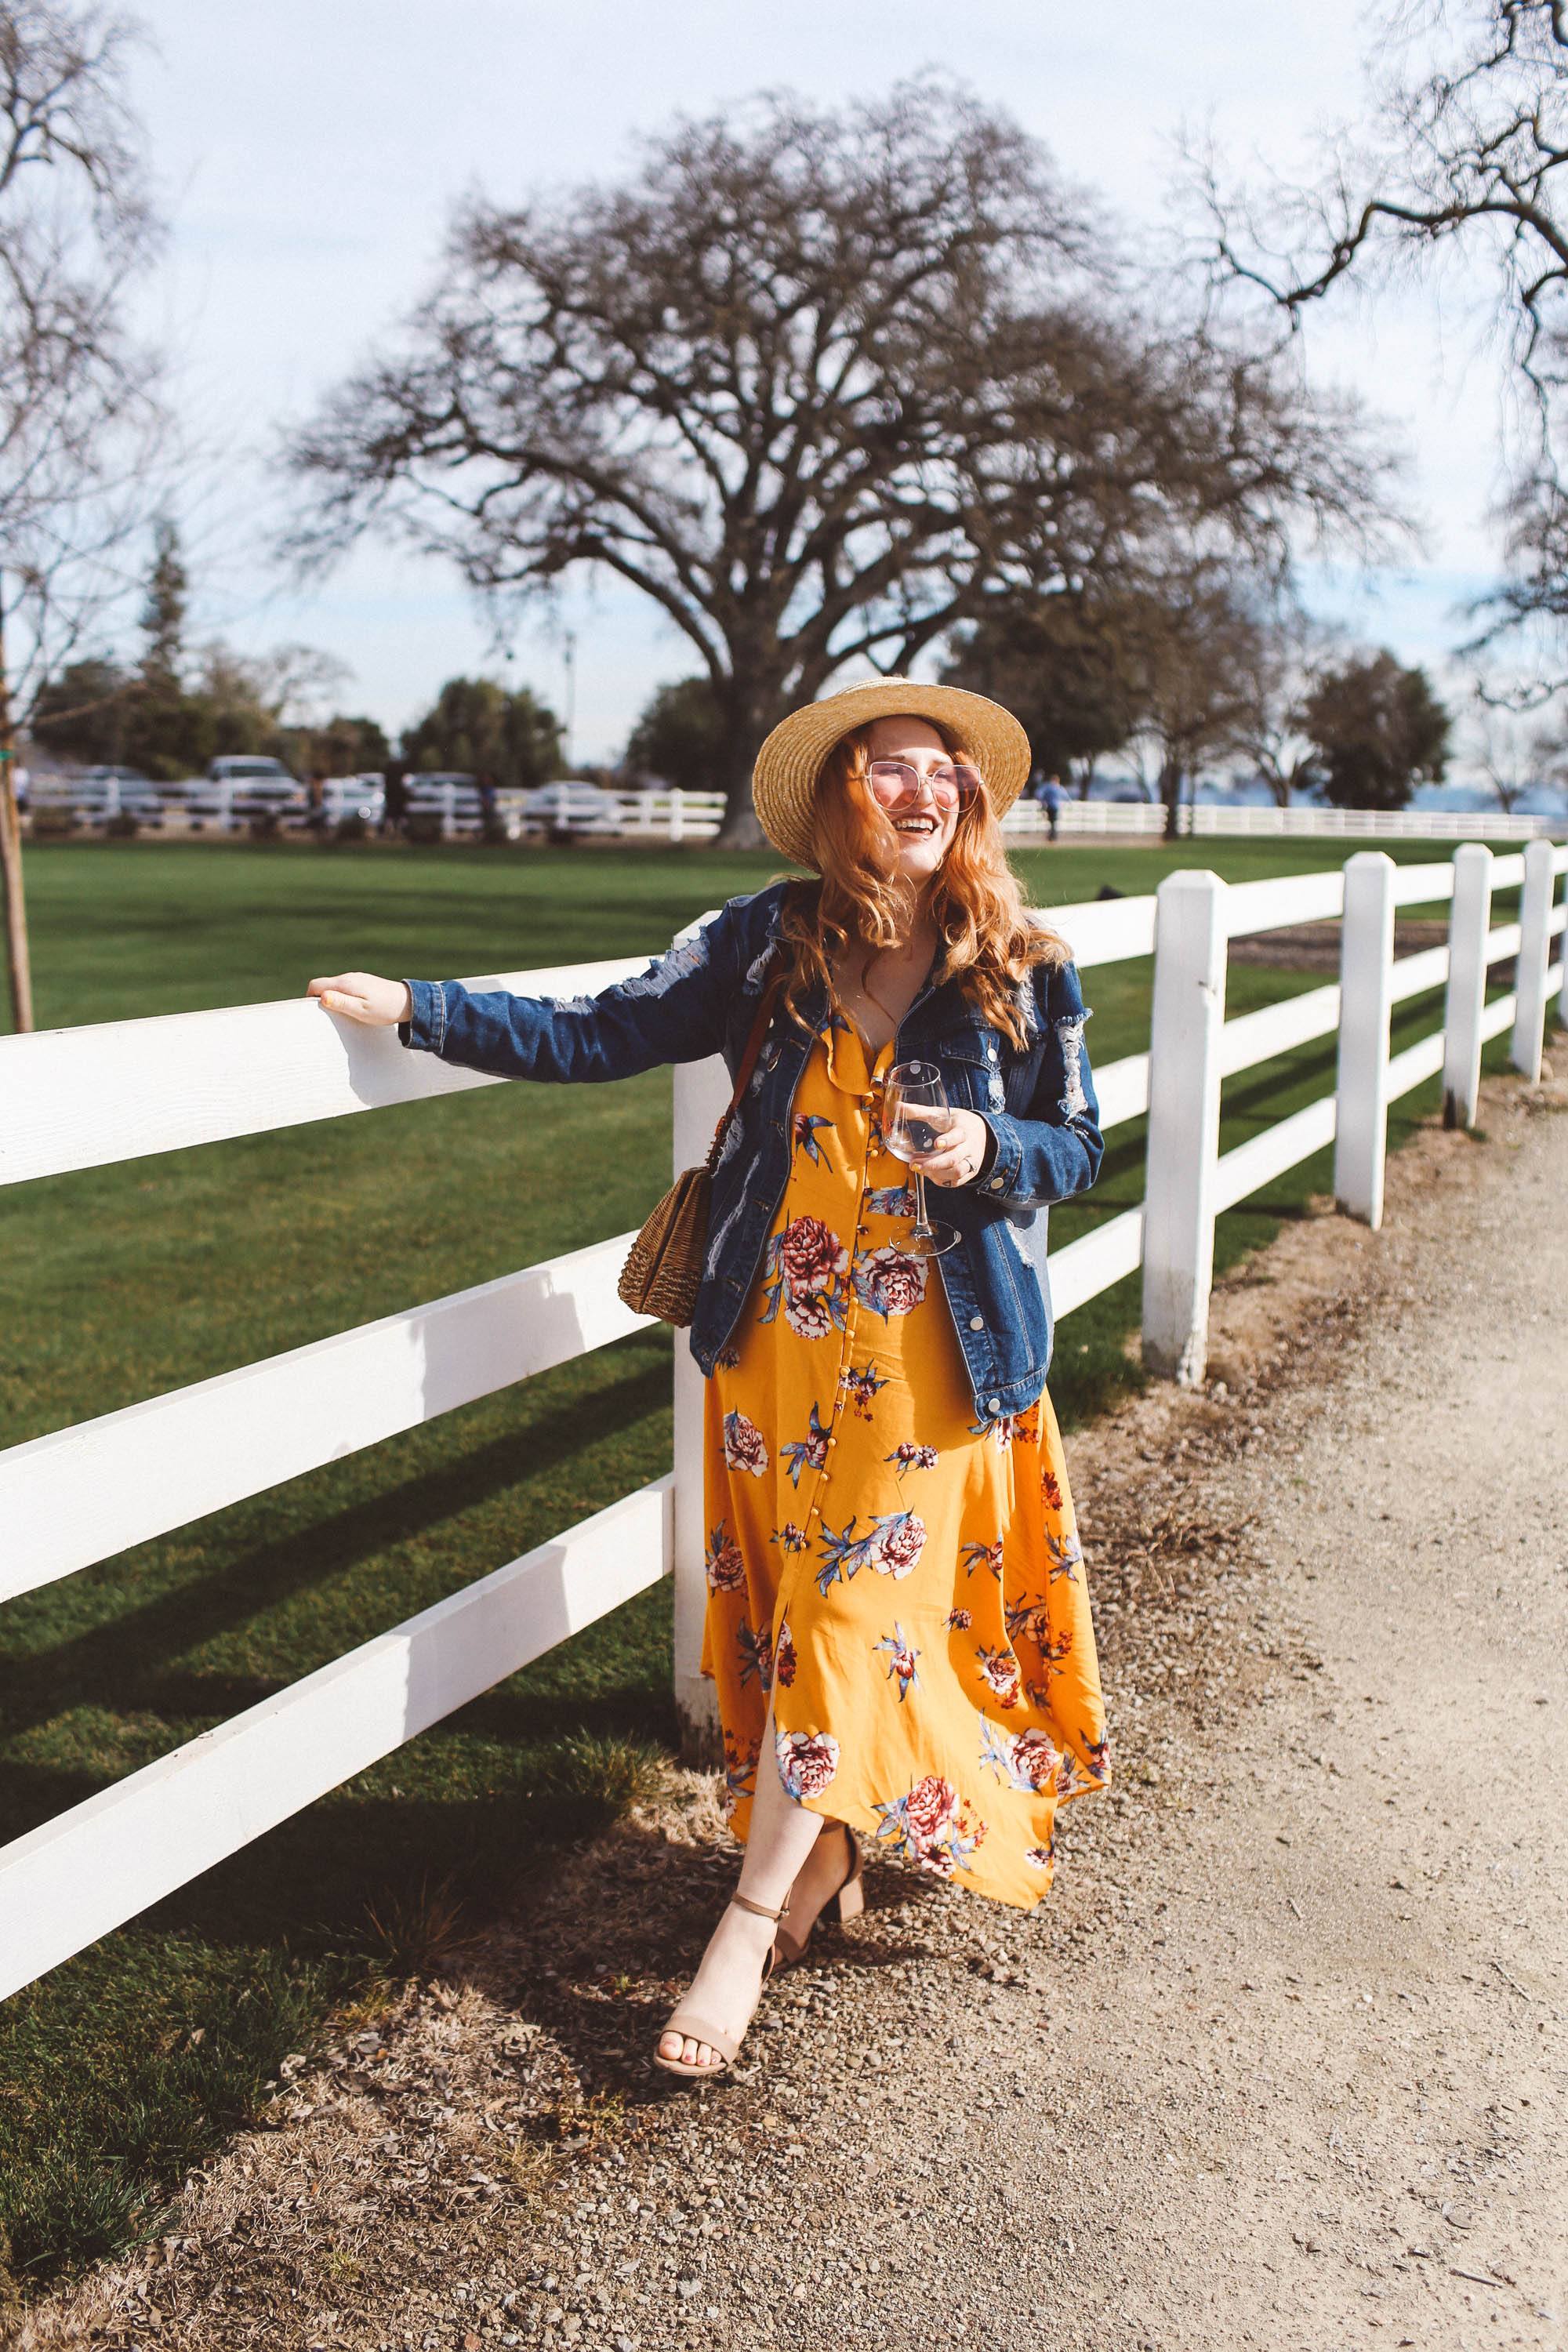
left=986, top=1396, right=1001, bottom=1413
left=968, top=1313, right=984, bottom=1330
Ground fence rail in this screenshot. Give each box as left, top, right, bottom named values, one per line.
left=1, top=842, right=1565, bottom=2002
left=596, top=789, right=1568, bottom=846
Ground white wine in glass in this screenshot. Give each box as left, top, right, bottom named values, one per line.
left=883, top=1060, right=961, bottom=1258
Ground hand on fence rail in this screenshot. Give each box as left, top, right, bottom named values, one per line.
left=307, top=972, right=413, bottom=1025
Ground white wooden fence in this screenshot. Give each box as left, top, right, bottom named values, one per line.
left=0, top=842, right=1564, bottom=2002
left=26, top=775, right=1568, bottom=845
left=626, top=789, right=1568, bottom=846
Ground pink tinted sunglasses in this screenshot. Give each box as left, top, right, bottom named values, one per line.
left=864, top=759, right=982, bottom=814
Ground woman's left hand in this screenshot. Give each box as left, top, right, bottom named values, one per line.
left=906, top=1106, right=992, bottom=1188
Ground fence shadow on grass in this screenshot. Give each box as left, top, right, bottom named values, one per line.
left=0, top=1358, right=671, bottom=1763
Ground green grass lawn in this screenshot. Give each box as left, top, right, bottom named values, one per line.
left=0, top=833, right=1544, bottom=2292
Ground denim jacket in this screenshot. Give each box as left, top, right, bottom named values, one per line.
left=398, top=877, right=1102, bottom=1420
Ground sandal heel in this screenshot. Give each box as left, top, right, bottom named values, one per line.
left=833, top=1872, right=864, bottom=1925
left=832, top=1834, right=865, bottom=1923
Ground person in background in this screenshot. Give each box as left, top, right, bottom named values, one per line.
left=1035, top=770, right=1064, bottom=843
left=476, top=768, right=500, bottom=840
left=305, top=771, right=328, bottom=835
left=381, top=761, right=408, bottom=837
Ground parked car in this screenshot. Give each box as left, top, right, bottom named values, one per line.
left=322, top=774, right=385, bottom=827
left=518, top=780, right=624, bottom=838
left=187, top=756, right=307, bottom=833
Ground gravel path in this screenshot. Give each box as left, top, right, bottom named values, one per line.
left=15, top=1073, right=1567, bottom=2352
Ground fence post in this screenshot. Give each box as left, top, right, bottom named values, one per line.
left=1334, top=851, right=1396, bottom=1228
left=670, top=1048, right=727, bottom=1764
left=1510, top=837, right=1555, bottom=1083
left=669, top=787, right=684, bottom=845
left=1141, top=869, right=1228, bottom=1385
left=1442, top=842, right=1494, bottom=1128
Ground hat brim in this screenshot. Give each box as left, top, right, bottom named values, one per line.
left=750, top=679, right=1032, bottom=869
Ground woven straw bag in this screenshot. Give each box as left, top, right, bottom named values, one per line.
left=618, top=960, right=786, bottom=1327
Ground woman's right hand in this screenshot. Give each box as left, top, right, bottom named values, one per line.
left=307, top=972, right=413, bottom=1026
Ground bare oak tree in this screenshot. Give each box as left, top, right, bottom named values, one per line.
left=1189, top=1, right=1568, bottom=673
left=285, top=79, right=1397, bottom=848
left=0, top=0, right=165, bottom=1029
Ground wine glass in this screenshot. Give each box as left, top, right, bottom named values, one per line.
left=882, top=1059, right=961, bottom=1258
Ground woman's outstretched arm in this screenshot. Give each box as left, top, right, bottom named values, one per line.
left=306, top=901, right=741, bottom=1084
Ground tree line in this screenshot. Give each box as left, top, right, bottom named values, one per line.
left=628, top=623, right=1455, bottom=822
left=30, top=508, right=1459, bottom=819
left=28, top=522, right=565, bottom=788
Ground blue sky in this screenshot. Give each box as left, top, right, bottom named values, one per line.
left=128, top=0, right=1514, bottom=764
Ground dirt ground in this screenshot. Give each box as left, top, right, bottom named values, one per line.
left=12, top=1066, right=1567, bottom=2352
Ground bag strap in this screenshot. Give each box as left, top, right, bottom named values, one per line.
left=702, top=953, right=787, bottom=1173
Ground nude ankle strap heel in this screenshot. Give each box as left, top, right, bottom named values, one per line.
left=771, top=1823, right=863, bottom=1973
left=652, top=1888, right=791, bottom=2082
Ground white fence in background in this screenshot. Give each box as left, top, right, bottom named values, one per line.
left=0, top=842, right=1564, bottom=2002
left=23, top=774, right=1568, bottom=845
left=622, top=789, right=1568, bottom=845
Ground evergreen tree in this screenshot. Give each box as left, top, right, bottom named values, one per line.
left=401, top=678, right=562, bottom=788
left=624, top=677, right=725, bottom=789
left=140, top=518, right=187, bottom=688
left=1300, top=652, right=1450, bottom=811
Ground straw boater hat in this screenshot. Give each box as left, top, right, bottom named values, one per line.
left=750, top=677, right=1033, bottom=870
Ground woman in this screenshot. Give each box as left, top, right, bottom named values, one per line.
left=307, top=677, right=1111, bottom=2085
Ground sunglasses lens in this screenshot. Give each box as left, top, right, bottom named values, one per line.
left=867, top=761, right=981, bottom=811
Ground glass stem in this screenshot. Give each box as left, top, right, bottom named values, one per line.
left=912, top=1165, right=934, bottom=1240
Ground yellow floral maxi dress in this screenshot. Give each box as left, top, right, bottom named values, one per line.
left=699, top=1005, right=1111, bottom=1911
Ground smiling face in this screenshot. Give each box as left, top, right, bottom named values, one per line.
left=860, top=714, right=961, bottom=885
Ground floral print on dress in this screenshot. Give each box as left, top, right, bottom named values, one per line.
left=781, top=1400, right=832, bottom=1486
left=700, top=994, right=1109, bottom=1910
left=705, top=1517, right=745, bottom=1593
left=758, top=1214, right=851, bottom=1340
left=839, top=1361, right=888, bottom=1419
left=775, top=1617, right=797, bottom=1687
left=722, top=1730, right=759, bottom=1822
left=886, top=1440, right=938, bottom=1480
left=815, top=1508, right=927, bottom=1594
left=776, top=1727, right=840, bottom=1800
left=980, top=1715, right=1061, bottom=1792
left=1047, top=1530, right=1083, bottom=1584
left=874, top=1621, right=920, bottom=1702
left=793, top=1112, right=833, bottom=1166
left=976, top=1644, right=1023, bottom=1708
left=873, top=1774, right=988, bottom=1878
left=851, top=1242, right=929, bottom=1321
left=722, top=1408, right=769, bottom=1477
left=737, top=1617, right=773, bottom=1690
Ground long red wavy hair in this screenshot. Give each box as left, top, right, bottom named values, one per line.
left=768, top=717, right=1070, bottom=1053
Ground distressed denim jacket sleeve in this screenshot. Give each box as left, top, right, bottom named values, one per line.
left=397, top=900, right=737, bottom=1082
left=970, top=958, right=1103, bottom=1210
